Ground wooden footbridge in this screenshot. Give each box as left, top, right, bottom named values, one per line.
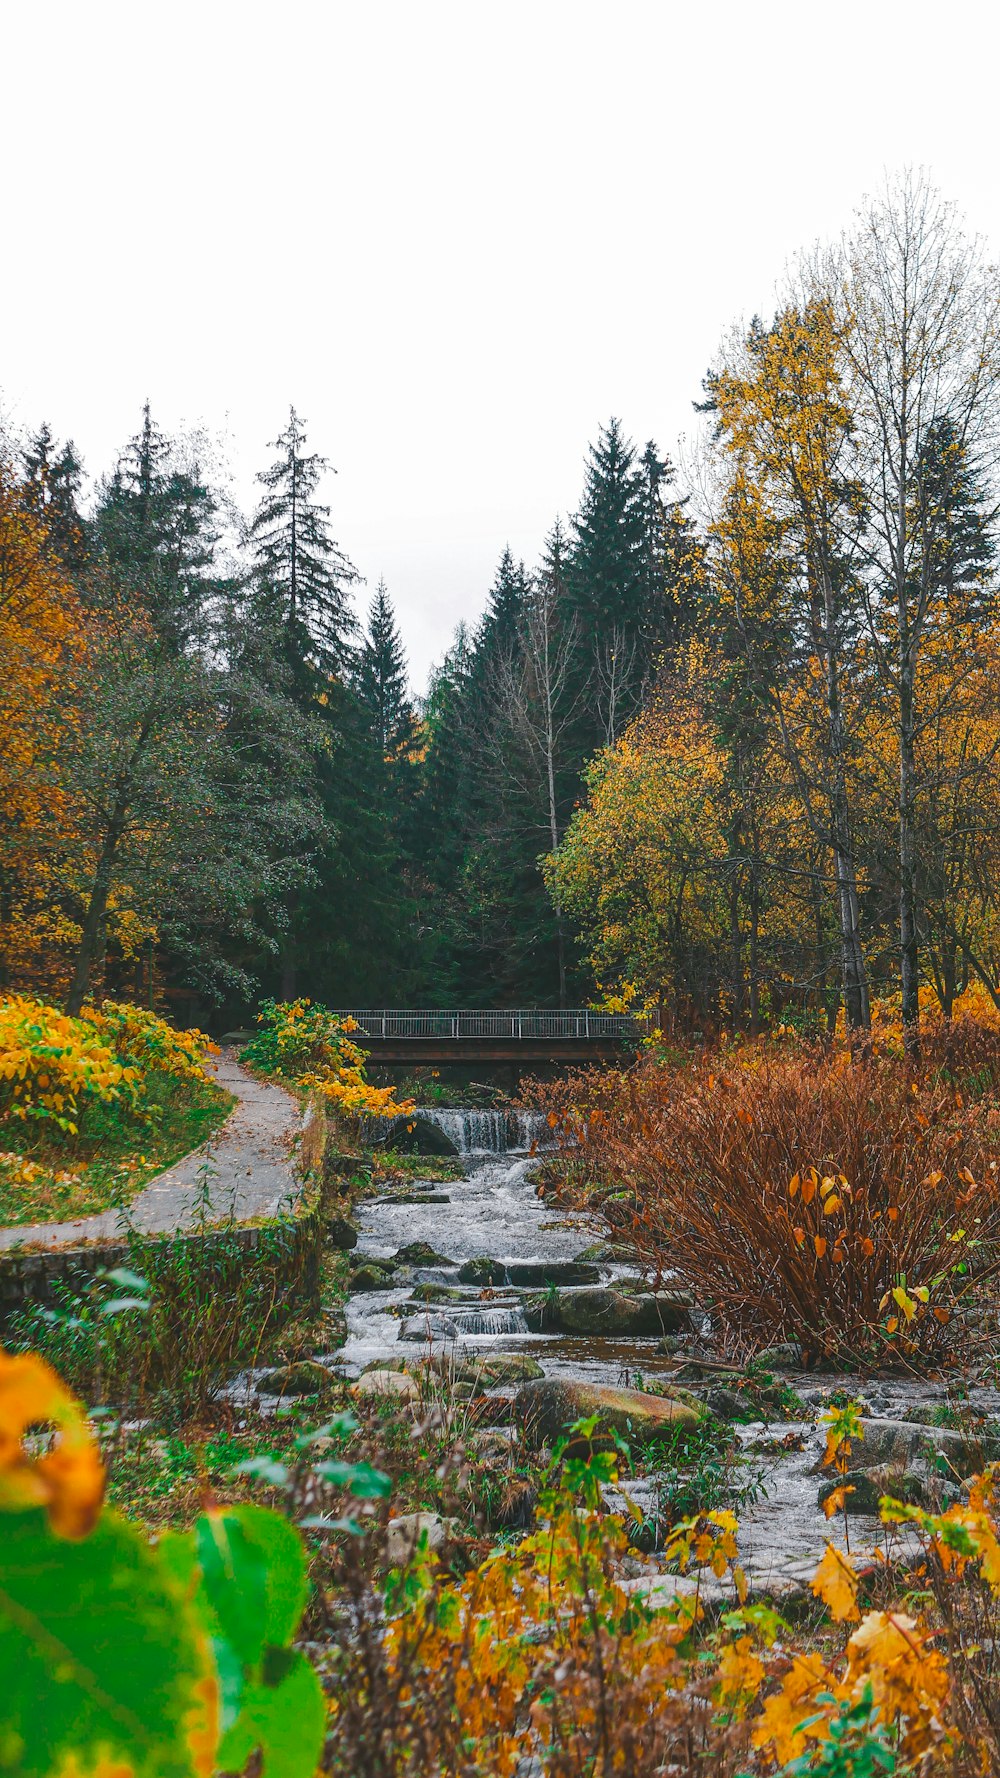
left=335, top=1009, right=650, bottom=1064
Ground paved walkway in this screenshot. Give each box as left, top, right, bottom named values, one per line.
left=0, top=1050, right=304, bottom=1251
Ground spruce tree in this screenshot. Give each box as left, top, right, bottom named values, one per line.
left=248, top=407, right=359, bottom=688
left=94, top=403, right=218, bottom=647
left=471, top=547, right=529, bottom=683
left=566, top=418, right=648, bottom=746
left=355, top=577, right=413, bottom=755
left=637, top=440, right=701, bottom=652
left=22, top=423, right=85, bottom=571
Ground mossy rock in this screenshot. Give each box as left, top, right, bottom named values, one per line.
left=327, top=1215, right=359, bottom=1251
left=258, top=1360, right=339, bottom=1399
left=395, top=1242, right=455, bottom=1267
left=350, top=1265, right=400, bottom=1292
left=463, top=1354, right=545, bottom=1388
left=515, top=1378, right=708, bottom=1450
left=409, top=1283, right=466, bottom=1303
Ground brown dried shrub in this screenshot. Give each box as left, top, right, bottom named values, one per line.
left=536, top=1033, right=1000, bottom=1363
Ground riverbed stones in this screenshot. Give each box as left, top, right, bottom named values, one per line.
left=395, top=1241, right=455, bottom=1266
left=807, top=1416, right=1000, bottom=1479
left=409, top=1283, right=466, bottom=1303
left=399, top=1312, right=460, bottom=1342
left=380, top=1114, right=460, bottom=1156
left=350, top=1263, right=400, bottom=1291
left=515, top=1378, right=708, bottom=1449
left=353, top=1368, right=422, bottom=1401
left=573, top=1242, right=637, bottom=1263
left=258, top=1360, right=338, bottom=1399
left=461, top=1353, right=545, bottom=1388
left=525, top=1286, right=690, bottom=1337
left=327, top=1215, right=359, bottom=1250
left=457, top=1257, right=600, bottom=1287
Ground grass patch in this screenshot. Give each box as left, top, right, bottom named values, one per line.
left=0, top=1071, right=234, bottom=1226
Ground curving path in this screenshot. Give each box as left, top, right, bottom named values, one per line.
left=0, top=1050, right=304, bottom=1252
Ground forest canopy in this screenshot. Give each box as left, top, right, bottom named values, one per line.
left=4, top=173, right=1000, bottom=1051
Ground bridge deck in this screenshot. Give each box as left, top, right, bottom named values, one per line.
left=334, top=1010, right=647, bottom=1066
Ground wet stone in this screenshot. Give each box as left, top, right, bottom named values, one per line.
left=380, top=1114, right=460, bottom=1156
left=399, top=1313, right=460, bottom=1343
left=327, top=1215, right=359, bottom=1250
left=350, top=1264, right=401, bottom=1292
left=395, top=1241, right=455, bottom=1266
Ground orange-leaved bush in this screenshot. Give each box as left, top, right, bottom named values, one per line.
left=539, top=1035, right=1000, bottom=1362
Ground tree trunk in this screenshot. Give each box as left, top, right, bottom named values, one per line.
left=826, top=632, right=870, bottom=1032
left=66, top=822, right=124, bottom=1015
left=899, top=655, right=921, bottom=1058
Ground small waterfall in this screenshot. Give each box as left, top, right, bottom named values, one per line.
left=451, top=1305, right=529, bottom=1336
left=365, top=1106, right=550, bottom=1155
left=418, top=1108, right=549, bottom=1155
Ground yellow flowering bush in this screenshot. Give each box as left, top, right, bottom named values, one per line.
left=0, top=995, right=141, bottom=1135
left=82, top=998, right=217, bottom=1081
left=241, top=999, right=413, bottom=1119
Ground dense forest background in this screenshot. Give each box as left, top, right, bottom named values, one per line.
left=5, top=176, right=1000, bottom=1044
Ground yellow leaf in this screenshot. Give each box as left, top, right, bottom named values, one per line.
left=811, top=1542, right=860, bottom=1621
left=0, top=1348, right=104, bottom=1538
left=822, top=1485, right=855, bottom=1518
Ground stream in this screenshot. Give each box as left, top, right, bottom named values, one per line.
left=334, top=1106, right=1000, bottom=1597
left=339, top=1107, right=687, bottom=1385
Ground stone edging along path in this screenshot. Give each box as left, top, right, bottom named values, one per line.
left=0, top=1049, right=305, bottom=1254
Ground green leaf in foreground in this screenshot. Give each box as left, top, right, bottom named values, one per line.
left=0, top=1507, right=210, bottom=1778
left=217, top=1648, right=326, bottom=1778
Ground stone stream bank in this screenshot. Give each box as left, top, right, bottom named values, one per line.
left=327, top=1107, right=1000, bottom=1602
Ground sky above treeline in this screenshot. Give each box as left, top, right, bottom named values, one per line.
left=4, top=0, right=1000, bottom=690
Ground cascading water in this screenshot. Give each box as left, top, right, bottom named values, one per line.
left=342, top=1101, right=665, bottom=1386
left=451, top=1304, right=529, bottom=1336
left=364, top=1106, right=549, bottom=1155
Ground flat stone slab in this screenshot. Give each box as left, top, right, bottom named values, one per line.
left=0, top=1050, right=303, bottom=1251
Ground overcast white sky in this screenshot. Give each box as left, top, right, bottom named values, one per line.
left=4, top=0, right=1000, bottom=689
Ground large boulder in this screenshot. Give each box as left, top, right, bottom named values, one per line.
left=399, top=1312, right=459, bottom=1342
left=327, top=1215, right=359, bottom=1251
left=526, top=1286, right=690, bottom=1337
left=395, top=1241, right=455, bottom=1266
left=515, top=1378, right=708, bottom=1449
left=353, top=1368, right=421, bottom=1401
left=381, top=1114, right=459, bottom=1156
left=384, top=1511, right=460, bottom=1567
left=457, top=1257, right=600, bottom=1287
left=257, top=1360, right=338, bottom=1400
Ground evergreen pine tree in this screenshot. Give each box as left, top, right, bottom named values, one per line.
left=637, top=440, right=701, bottom=652
left=566, top=418, right=648, bottom=746
left=94, top=403, right=218, bottom=646
left=471, top=546, right=529, bottom=682
left=913, top=417, right=996, bottom=618
left=22, top=423, right=85, bottom=571
left=248, top=407, right=359, bottom=688
left=355, top=577, right=413, bottom=755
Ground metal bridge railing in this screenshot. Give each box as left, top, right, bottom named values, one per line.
left=334, top=1009, right=650, bottom=1041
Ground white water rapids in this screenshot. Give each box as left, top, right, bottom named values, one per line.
left=338, top=1107, right=684, bottom=1385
